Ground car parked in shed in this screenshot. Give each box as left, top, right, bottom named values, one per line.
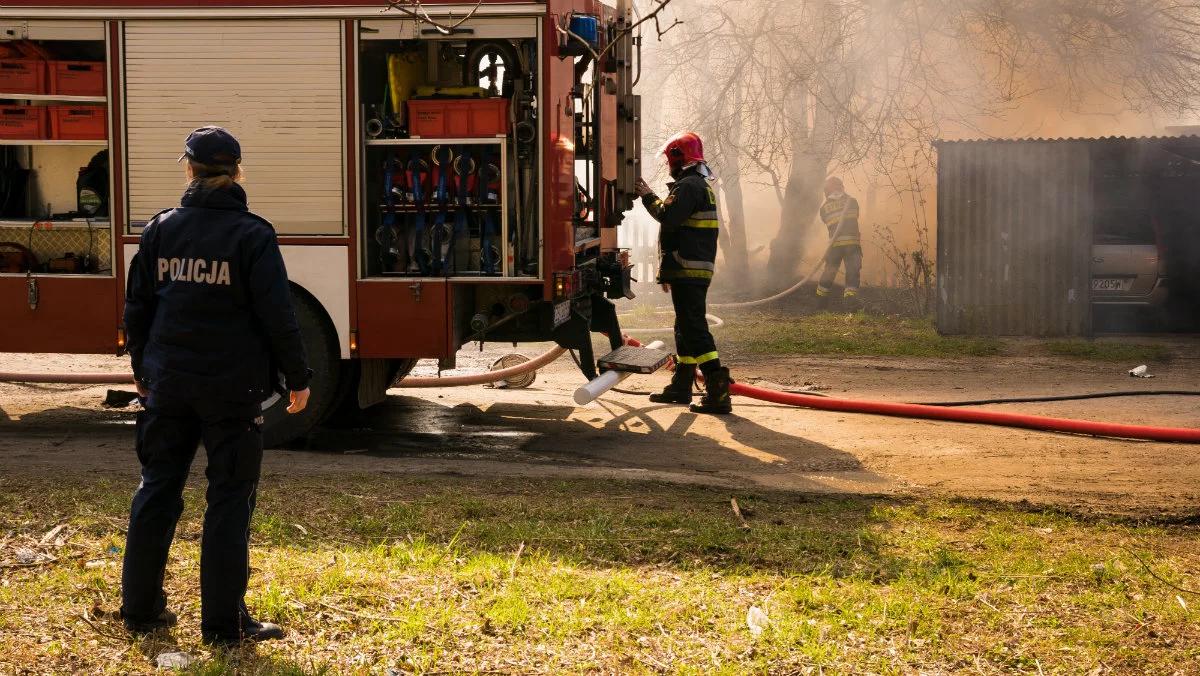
left=1091, top=208, right=1169, bottom=307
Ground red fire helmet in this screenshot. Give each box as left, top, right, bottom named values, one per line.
left=662, top=131, right=705, bottom=173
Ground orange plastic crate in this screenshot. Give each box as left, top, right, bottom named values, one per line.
left=49, top=61, right=106, bottom=97
left=0, top=105, right=47, bottom=139
left=0, top=59, right=46, bottom=95
left=49, top=105, right=106, bottom=140
left=408, top=98, right=510, bottom=138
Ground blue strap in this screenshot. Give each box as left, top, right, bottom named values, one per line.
left=382, top=155, right=396, bottom=229
left=448, top=146, right=472, bottom=274
left=408, top=155, right=431, bottom=276
left=479, top=157, right=501, bottom=274
left=377, top=154, right=397, bottom=271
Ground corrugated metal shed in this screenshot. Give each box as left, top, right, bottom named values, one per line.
left=935, top=135, right=1200, bottom=336
left=936, top=139, right=1093, bottom=336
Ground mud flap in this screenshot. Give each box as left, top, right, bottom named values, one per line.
left=550, top=294, right=624, bottom=380
left=356, top=358, right=393, bottom=410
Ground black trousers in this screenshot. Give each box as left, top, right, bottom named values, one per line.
left=121, top=394, right=263, bottom=639
left=817, top=245, right=863, bottom=296
left=670, top=282, right=721, bottom=373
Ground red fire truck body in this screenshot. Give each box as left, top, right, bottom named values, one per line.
left=0, top=0, right=642, bottom=442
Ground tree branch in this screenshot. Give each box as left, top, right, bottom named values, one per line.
left=383, top=0, right=484, bottom=35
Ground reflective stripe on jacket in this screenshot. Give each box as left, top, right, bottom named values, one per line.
left=642, top=166, right=719, bottom=285
left=820, top=194, right=861, bottom=247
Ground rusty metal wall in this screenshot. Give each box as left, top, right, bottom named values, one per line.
left=936, top=140, right=1093, bottom=336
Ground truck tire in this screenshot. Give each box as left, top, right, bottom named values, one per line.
left=260, top=290, right=340, bottom=448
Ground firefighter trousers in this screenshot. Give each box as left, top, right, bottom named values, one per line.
left=817, top=245, right=863, bottom=297
left=121, top=394, right=263, bottom=640
left=671, top=283, right=721, bottom=373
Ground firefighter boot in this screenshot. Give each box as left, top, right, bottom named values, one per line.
left=650, top=365, right=695, bottom=404
left=691, top=368, right=733, bottom=415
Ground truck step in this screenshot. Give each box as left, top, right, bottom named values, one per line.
left=597, top=346, right=672, bottom=374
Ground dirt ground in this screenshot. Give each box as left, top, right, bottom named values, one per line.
left=1, top=348, right=1198, bottom=517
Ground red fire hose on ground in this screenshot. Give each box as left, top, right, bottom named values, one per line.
left=3, top=342, right=1199, bottom=443
left=619, top=323, right=1200, bottom=442
left=729, top=382, right=1200, bottom=444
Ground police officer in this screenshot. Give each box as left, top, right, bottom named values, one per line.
left=120, top=126, right=312, bottom=646
left=815, top=176, right=863, bottom=305
left=635, top=131, right=733, bottom=415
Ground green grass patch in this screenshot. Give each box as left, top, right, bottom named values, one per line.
left=622, top=309, right=1178, bottom=362
left=1042, top=340, right=1173, bottom=363
left=0, top=474, right=1197, bottom=673
left=715, top=312, right=1004, bottom=358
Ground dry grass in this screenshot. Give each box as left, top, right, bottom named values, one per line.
left=1, top=473, right=1198, bottom=674
left=621, top=310, right=1180, bottom=364
left=622, top=311, right=1005, bottom=358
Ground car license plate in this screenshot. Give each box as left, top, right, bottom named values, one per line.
left=1091, top=278, right=1132, bottom=292
left=553, top=300, right=571, bottom=328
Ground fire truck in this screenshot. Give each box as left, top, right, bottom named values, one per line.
left=0, top=0, right=643, bottom=444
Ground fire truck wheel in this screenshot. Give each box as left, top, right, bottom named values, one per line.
left=260, top=290, right=340, bottom=448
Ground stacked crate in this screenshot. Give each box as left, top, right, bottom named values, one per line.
left=0, top=41, right=105, bottom=140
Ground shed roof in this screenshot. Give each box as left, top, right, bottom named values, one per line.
left=935, top=135, right=1200, bottom=146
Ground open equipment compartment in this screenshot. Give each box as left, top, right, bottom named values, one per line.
left=0, top=20, right=110, bottom=277
left=365, top=137, right=509, bottom=277
left=357, top=18, right=540, bottom=280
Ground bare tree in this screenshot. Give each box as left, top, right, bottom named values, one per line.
left=651, top=0, right=1200, bottom=294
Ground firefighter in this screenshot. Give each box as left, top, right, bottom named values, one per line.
left=635, top=131, right=733, bottom=415
left=815, top=177, right=863, bottom=305
left=120, top=127, right=311, bottom=646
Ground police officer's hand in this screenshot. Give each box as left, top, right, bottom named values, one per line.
left=661, top=283, right=671, bottom=293
left=635, top=178, right=653, bottom=197
left=287, top=388, right=310, bottom=414
left=136, top=381, right=149, bottom=399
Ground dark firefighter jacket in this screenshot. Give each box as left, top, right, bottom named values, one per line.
left=124, top=181, right=312, bottom=404
left=819, top=194, right=862, bottom=248
left=642, top=166, right=719, bottom=285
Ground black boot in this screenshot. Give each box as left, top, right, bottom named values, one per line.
left=691, top=367, right=733, bottom=415
left=202, top=619, right=286, bottom=647
left=122, top=608, right=178, bottom=634
left=649, top=365, right=695, bottom=404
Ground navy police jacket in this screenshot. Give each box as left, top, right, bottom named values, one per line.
left=124, top=181, right=312, bottom=403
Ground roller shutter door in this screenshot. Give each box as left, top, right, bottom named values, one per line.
left=124, top=20, right=344, bottom=235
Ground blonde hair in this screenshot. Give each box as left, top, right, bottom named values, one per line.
left=186, top=158, right=243, bottom=189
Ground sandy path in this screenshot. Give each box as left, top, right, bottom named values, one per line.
left=1, top=349, right=1198, bottom=516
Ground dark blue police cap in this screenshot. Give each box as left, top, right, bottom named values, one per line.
left=178, top=126, right=242, bottom=165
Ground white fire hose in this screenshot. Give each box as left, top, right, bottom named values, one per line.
left=573, top=340, right=666, bottom=406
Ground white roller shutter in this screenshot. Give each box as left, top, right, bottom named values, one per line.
left=124, top=20, right=344, bottom=235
